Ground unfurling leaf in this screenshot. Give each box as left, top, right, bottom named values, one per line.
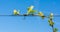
left=27, top=5, right=36, bottom=15
left=28, top=5, right=34, bottom=11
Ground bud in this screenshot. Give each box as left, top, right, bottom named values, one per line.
left=38, top=12, right=45, bottom=19
left=50, top=13, right=53, bottom=17
left=53, top=28, right=58, bottom=32
left=49, top=13, right=53, bottom=19
left=48, top=19, right=54, bottom=27
left=13, top=9, right=20, bottom=15
left=38, top=12, right=44, bottom=16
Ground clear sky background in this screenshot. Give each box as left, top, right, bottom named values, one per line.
left=0, top=0, right=60, bottom=32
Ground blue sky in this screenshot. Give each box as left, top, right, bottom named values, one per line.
left=0, top=0, right=60, bottom=32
